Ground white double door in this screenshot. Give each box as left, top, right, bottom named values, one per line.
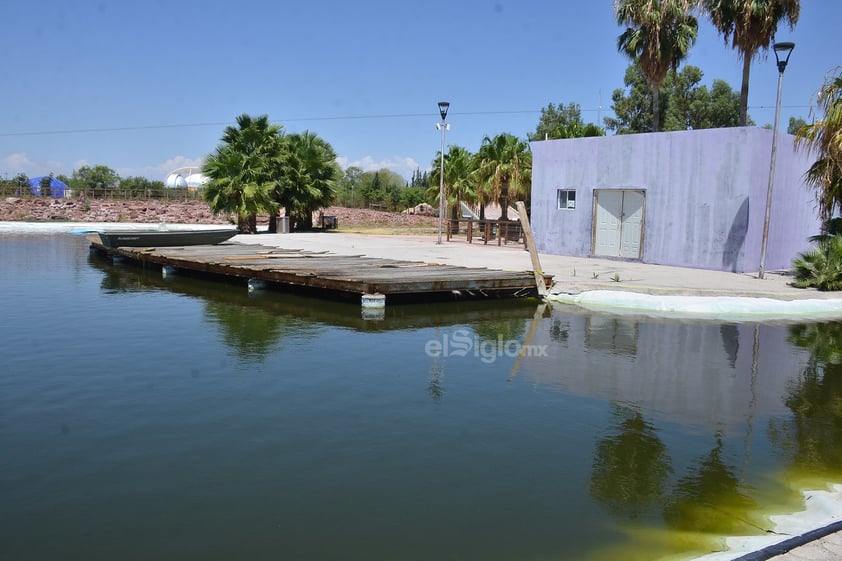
left=593, top=190, right=645, bottom=259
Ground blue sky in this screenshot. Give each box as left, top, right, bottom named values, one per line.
left=2, top=0, right=839, bottom=182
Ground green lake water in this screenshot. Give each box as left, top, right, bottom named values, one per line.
left=1, top=233, right=841, bottom=561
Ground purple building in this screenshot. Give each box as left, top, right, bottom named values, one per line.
left=530, top=127, right=820, bottom=273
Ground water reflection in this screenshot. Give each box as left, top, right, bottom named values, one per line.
left=6, top=235, right=842, bottom=561
left=586, top=315, right=639, bottom=357
left=663, top=434, right=759, bottom=535
left=88, top=251, right=543, bottom=364
left=202, top=301, right=312, bottom=362
left=720, top=324, right=741, bottom=368
left=590, top=405, right=672, bottom=519
left=769, top=321, right=842, bottom=479
left=787, top=321, right=842, bottom=366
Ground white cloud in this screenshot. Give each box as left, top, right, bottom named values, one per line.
left=0, top=152, right=208, bottom=182
left=153, top=155, right=205, bottom=174
left=0, top=152, right=77, bottom=178
left=0, top=152, right=39, bottom=177
left=117, top=155, right=206, bottom=181
left=335, top=155, right=420, bottom=180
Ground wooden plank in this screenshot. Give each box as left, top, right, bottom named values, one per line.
left=516, top=201, right=548, bottom=298
left=90, top=240, right=550, bottom=299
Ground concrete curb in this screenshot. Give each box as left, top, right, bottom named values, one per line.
left=732, top=522, right=842, bottom=561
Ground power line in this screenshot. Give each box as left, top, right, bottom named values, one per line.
left=0, top=105, right=812, bottom=138
left=0, top=110, right=541, bottom=138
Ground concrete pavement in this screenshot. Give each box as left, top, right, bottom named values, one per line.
left=235, top=231, right=841, bottom=301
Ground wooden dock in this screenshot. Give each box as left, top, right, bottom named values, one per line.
left=88, top=240, right=552, bottom=303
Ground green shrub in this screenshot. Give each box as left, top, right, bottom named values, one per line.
left=792, top=235, right=842, bottom=291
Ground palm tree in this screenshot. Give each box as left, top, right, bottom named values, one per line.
left=704, top=0, right=800, bottom=126
left=791, top=235, right=842, bottom=291
left=275, top=131, right=340, bottom=230
left=615, top=0, right=699, bottom=132
left=795, top=68, right=842, bottom=226
left=475, top=133, right=532, bottom=221
left=203, top=114, right=284, bottom=233
left=429, top=145, right=477, bottom=226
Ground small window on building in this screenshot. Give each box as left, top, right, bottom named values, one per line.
left=557, top=189, right=576, bottom=210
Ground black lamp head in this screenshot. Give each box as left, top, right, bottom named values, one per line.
left=773, top=41, right=795, bottom=73
left=438, top=101, right=450, bottom=121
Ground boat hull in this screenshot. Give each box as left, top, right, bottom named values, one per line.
left=96, top=229, right=237, bottom=248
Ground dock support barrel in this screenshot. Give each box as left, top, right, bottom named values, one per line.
left=361, top=293, right=386, bottom=320
left=361, top=293, right=386, bottom=308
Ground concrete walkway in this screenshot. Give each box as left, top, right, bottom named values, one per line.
left=235, top=231, right=840, bottom=301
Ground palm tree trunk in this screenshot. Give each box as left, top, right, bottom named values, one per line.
left=652, top=87, right=661, bottom=132
left=739, top=55, right=751, bottom=126
left=237, top=214, right=252, bottom=234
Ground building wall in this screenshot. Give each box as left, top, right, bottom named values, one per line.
left=531, top=127, right=819, bottom=272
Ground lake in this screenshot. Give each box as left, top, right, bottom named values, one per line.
left=1, top=233, right=841, bottom=561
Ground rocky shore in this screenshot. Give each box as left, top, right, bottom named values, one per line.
left=0, top=197, right=438, bottom=230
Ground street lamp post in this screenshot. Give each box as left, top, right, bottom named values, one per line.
left=436, top=101, right=450, bottom=245
left=758, top=41, right=794, bottom=279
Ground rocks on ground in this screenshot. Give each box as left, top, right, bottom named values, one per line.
left=0, top=198, right=438, bottom=229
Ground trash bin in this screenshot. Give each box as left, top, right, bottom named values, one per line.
left=323, top=215, right=338, bottom=229
left=279, top=216, right=290, bottom=233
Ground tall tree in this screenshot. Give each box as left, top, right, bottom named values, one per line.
left=475, top=133, right=532, bottom=221
left=410, top=168, right=430, bottom=189
left=120, top=176, right=166, bottom=196
left=606, top=62, right=746, bottom=133
left=39, top=173, right=53, bottom=198
left=203, top=114, right=283, bottom=233
left=615, top=0, right=699, bottom=132
left=795, top=68, right=842, bottom=226
left=338, top=166, right=364, bottom=207
left=13, top=173, right=29, bottom=197
left=788, top=116, right=807, bottom=135
left=529, top=102, right=605, bottom=141
left=275, top=131, right=340, bottom=230
left=429, top=145, right=477, bottom=221
left=704, top=0, right=800, bottom=126
left=69, top=165, right=121, bottom=193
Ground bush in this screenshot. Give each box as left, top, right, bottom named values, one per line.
left=792, top=235, right=842, bottom=291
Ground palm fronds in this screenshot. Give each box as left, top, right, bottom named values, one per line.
left=792, top=235, right=842, bottom=291
left=795, top=68, right=842, bottom=224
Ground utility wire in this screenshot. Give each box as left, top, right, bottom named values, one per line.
left=0, top=105, right=811, bottom=138
left=0, top=111, right=538, bottom=137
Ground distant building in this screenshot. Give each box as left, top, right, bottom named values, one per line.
left=166, top=168, right=209, bottom=191
left=165, top=173, right=188, bottom=189
left=530, top=127, right=820, bottom=273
